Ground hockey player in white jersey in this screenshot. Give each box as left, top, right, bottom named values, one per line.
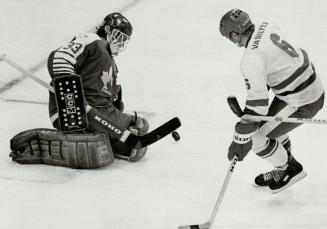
left=219, top=9, right=325, bottom=193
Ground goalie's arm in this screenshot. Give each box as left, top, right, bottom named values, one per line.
left=86, top=106, right=136, bottom=143
left=47, top=34, right=100, bottom=78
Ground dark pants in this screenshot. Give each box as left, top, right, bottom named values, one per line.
left=259, top=93, right=325, bottom=139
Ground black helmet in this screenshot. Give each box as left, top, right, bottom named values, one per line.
left=102, top=12, right=133, bottom=37
left=219, top=9, right=253, bottom=40
left=97, top=12, right=133, bottom=55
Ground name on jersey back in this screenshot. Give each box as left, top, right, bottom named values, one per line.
left=252, top=22, right=269, bottom=49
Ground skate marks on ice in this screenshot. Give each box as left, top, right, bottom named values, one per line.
left=0, top=164, right=82, bottom=184
left=0, top=98, right=48, bottom=105
left=0, top=60, right=47, bottom=95
left=0, top=98, right=157, bottom=119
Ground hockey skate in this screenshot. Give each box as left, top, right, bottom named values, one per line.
left=268, top=157, right=307, bottom=193
left=253, top=170, right=275, bottom=189
left=254, top=157, right=307, bottom=193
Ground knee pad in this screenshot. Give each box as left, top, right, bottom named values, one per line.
left=10, top=128, right=114, bottom=169
left=252, top=130, right=269, bottom=154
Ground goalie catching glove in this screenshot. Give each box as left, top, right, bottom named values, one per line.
left=228, top=122, right=258, bottom=161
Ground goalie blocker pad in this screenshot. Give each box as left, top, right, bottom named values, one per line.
left=52, top=74, right=88, bottom=132
left=10, top=128, right=114, bottom=169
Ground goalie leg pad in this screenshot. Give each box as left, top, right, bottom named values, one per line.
left=10, top=129, right=114, bottom=169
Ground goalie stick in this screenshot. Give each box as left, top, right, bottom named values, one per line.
left=178, top=156, right=238, bottom=229
left=0, top=54, right=181, bottom=149
left=227, top=95, right=327, bottom=124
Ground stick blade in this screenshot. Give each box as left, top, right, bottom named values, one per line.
left=178, top=222, right=210, bottom=229
left=139, top=117, right=181, bottom=148
left=227, top=96, right=244, bottom=118
left=178, top=225, right=199, bottom=229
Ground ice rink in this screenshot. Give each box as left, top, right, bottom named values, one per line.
left=1, top=0, right=327, bottom=228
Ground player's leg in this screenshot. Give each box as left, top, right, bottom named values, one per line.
left=252, top=97, right=298, bottom=188
left=276, top=134, right=291, bottom=155
left=252, top=94, right=324, bottom=192
left=265, top=94, right=324, bottom=192
left=252, top=132, right=290, bottom=188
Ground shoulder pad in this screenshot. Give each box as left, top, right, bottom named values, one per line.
left=73, top=33, right=101, bottom=45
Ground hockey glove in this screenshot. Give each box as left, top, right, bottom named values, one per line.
left=228, top=122, right=258, bottom=161
left=128, top=114, right=150, bottom=161
left=113, top=114, right=150, bottom=162
left=129, top=113, right=149, bottom=136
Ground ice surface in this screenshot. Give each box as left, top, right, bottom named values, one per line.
left=0, top=0, right=327, bottom=228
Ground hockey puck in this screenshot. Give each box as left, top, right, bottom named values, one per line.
left=172, top=131, right=180, bottom=141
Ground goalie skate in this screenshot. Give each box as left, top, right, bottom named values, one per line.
left=52, top=74, right=88, bottom=132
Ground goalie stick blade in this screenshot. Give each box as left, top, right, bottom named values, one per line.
left=128, top=117, right=181, bottom=149
left=140, top=117, right=181, bottom=147
left=227, top=96, right=244, bottom=118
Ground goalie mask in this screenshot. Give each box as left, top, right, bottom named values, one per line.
left=97, top=12, right=133, bottom=56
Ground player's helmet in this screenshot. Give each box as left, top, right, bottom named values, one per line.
left=219, top=9, right=253, bottom=41
left=97, top=12, right=133, bottom=55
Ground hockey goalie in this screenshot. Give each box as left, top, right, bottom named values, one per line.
left=10, top=13, right=151, bottom=169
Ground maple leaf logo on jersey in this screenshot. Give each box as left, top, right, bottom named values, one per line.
left=101, top=69, right=113, bottom=95
left=245, top=79, right=251, bottom=90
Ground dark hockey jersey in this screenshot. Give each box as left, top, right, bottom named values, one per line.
left=47, top=33, right=132, bottom=129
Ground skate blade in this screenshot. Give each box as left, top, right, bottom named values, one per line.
left=271, top=171, right=307, bottom=194
left=252, top=183, right=270, bottom=191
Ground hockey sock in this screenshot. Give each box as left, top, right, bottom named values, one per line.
left=256, top=139, right=288, bottom=168
left=277, top=135, right=291, bottom=152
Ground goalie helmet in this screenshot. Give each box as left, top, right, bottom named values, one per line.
left=219, top=9, right=253, bottom=41
left=97, top=12, right=133, bottom=56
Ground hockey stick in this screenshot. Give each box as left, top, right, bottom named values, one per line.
left=0, top=54, right=54, bottom=92
left=227, top=95, right=327, bottom=124
left=0, top=54, right=181, bottom=149
left=178, top=156, right=238, bottom=229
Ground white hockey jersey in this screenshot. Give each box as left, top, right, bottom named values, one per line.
left=240, top=21, right=324, bottom=115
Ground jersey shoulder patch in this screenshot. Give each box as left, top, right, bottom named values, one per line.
left=73, top=33, right=101, bottom=46
left=56, top=33, right=102, bottom=60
